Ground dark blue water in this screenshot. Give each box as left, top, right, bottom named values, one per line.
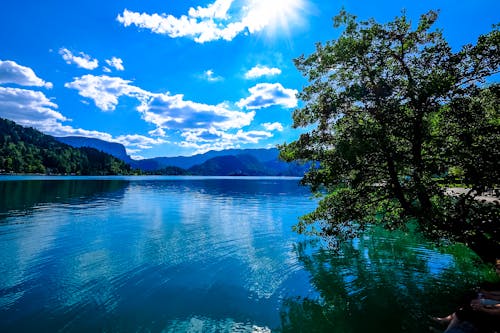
left=0, top=176, right=489, bottom=332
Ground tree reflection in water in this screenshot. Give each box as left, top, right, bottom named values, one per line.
left=0, top=179, right=128, bottom=218
left=280, top=225, right=490, bottom=332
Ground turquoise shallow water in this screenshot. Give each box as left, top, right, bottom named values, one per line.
left=0, top=176, right=487, bottom=332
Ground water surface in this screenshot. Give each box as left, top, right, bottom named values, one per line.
left=0, top=176, right=487, bottom=332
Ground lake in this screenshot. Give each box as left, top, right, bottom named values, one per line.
left=0, top=176, right=487, bottom=332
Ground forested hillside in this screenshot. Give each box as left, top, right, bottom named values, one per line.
left=0, top=118, right=132, bottom=175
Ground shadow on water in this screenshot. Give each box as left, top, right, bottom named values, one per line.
left=279, top=225, right=490, bottom=333
left=0, top=179, right=128, bottom=218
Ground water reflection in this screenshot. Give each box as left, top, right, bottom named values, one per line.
left=0, top=179, right=128, bottom=217
left=0, top=177, right=314, bottom=332
left=0, top=179, right=128, bottom=312
left=0, top=177, right=489, bottom=332
left=279, top=225, right=487, bottom=333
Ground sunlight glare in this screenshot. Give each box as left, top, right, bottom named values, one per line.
left=245, top=0, right=309, bottom=36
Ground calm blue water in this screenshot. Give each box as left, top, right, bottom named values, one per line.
left=0, top=176, right=488, bottom=332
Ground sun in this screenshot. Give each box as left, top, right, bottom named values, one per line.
left=243, top=0, right=310, bottom=37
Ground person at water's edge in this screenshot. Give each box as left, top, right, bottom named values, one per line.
left=432, top=259, right=500, bottom=332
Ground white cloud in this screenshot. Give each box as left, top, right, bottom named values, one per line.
left=115, top=134, right=167, bottom=150
left=202, top=69, right=223, bottom=82
left=188, top=0, right=233, bottom=19
left=139, top=92, right=255, bottom=131
left=237, top=83, right=298, bottom=109
left=148, top=127, right=166, bottom=137
left=65, top=74, right=255, bottom=132
left=262, top=122, right=284, bottom=131
left=0, top=84, right=167, bottom=156
left=65, top=74, right=149, bottom=111
left=244, top=65, right=281, bottom=79
left=117, top=8, right=242, bottom=43
left=179, top=127, right=272, bottom=155
left=63, top=74, right=261, bottom=154
left=39, top=122, right=115, bottom=142
left=0, top=87, right=65, bottom=125
left=0, top=86, right=117, bottom=142
left=117, top=0, right=309, bottom=43
left=105, top=57, right=125, bottom=71
left=32, top=121, right=167, bottom=155
left=59, top=48, right=99, bottom=70
left=0, top=60, right=53, bottom=88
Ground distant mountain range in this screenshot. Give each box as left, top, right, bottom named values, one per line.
left=55, top=136, right=308, bottom=176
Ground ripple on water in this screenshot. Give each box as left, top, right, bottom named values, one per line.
left=1, top=178, right=484, bottom=333
left=162, top=317, right=271, bottom=333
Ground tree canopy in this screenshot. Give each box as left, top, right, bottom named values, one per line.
left=280, top=10, right=500, bottom=261
left=0, top=118, right=133, bottom=175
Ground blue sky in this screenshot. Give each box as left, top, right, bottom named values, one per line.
left=0, top=0, right=498, bottom=158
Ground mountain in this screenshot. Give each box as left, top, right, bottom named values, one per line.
left=141, top=148, right=308, bottom=176
left=0, top=118, right=132, bottom=175
left=52, top=134, right=308, bottom=176
left=188, top=154, right=309, bottom=176
left=0, top=118, right=307, bottom=176
left=52, top=137, right=278, bottom=171
left=55, top=136, right=132, bottom=162
left=134, top=148, right=280, bottom=171
left=188, top=154, right=269, bottom=176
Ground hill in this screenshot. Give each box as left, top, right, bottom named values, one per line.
left=0, top=118, right=132, bottom=175
left=188, top=154, right=268, bottom=176
left=150, top=148, right=280, bottom=169
left=188, top=154, right=309, bottom=176
left=134, top=148, right=309, bottom=175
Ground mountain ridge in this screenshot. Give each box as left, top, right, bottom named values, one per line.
left=54, top=135, right=307, bottom=176
left=50, top=136, right=308, bottom=176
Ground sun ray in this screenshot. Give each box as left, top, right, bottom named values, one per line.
left=244, top=0, right=310, bottom=37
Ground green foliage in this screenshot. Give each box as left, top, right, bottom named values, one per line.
left=0, top=118, right=133, bottom=175
left=280, top=10, right=500, bottom=260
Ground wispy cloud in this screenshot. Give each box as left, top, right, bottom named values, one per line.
left=0, top=60, right=53, bottom=88
left=115, top=134, right=166, bottom=150
left=59, top=48, right=99, bottom=70
left=105, top=57, right=124, bottom=71
left=148, top=127, right=166, bottom=137
left=244, top=65, right=281, bottom=79
left=237, top=83, right=298, bottom=110
left=117, top=0, right=309, bottom=43
left=202, top=69, right=223, bottom=82
left=179, top=128, right=272, bottom=155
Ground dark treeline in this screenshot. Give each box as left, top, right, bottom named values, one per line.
left=0, top=118, right=133, bottom=175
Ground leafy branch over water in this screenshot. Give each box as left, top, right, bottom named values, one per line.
left=280, top=10, right=500, bottom=261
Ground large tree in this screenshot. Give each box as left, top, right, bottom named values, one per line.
left=280, top=10, right=500, bottom=260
